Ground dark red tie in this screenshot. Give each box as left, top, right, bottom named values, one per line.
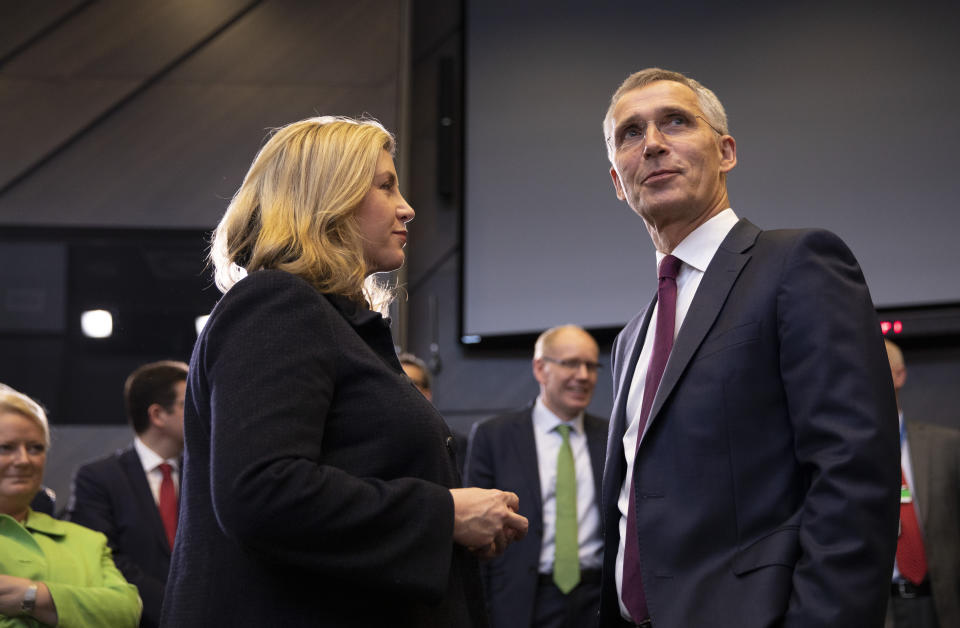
left=622, top=255, right=682, bottom=623
left=897, top=468, right=927, bottom=584
left=158, top=462, right=178, bottom=550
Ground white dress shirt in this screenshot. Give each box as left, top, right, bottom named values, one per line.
left=616, top=208, right=739, bottom=616
left=133, top=436, right=180, bottom=506
left=532, top=396, right=604, bottom=573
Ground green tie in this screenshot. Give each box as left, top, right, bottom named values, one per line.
left=553, top=423, right=580, bottom=594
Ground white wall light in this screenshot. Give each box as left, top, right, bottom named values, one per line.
left=80, top=309, right=113, bottom=338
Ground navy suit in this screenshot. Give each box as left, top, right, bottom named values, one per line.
left=68, top=446, right=173, bottom=628
left=600, top=219, right=900, bottom=627
left=466, top=405, right=606, bottom=628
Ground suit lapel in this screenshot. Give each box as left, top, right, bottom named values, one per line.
left=640, top=219, right=758, bottom=445
left=605, top=302, right=655, bottom=474
left=119, top=447, right=171, bottom=554
left=585, top=415, right=605, bottom=497
left=511, top=409, right=544, bottom=519
left=906, top=422, right=933, bottom=525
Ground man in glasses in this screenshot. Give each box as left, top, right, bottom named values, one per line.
left=599, top=67, right=900, bottom=628
left=465, top=325, right=607, bottom=628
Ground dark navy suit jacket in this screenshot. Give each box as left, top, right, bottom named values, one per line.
left=68, top=446, right=173, bottom=628
left=465, top=405, right=606, bottom=628
left=600, top=219, right=900, bottom=628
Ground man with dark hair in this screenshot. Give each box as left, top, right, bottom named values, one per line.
left=466, top=325, right=606, bottom=628
left=398, top=352, right=433, bottom=401
left=599, top=68, right=899, bottom=627
left=68, top=360, right=188, bottom=628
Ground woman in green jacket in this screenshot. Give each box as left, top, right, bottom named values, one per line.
left=0, top=384, right=141, bottom=628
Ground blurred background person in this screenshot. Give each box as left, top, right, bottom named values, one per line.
left=885, top=340, right=960, bottom=628
left=29, top=487, right=56, bottom=517
left=0, top=384, right=141, bottom=627
left=161, top=116, right=527, bottom=627
left=399, top=352, right=468, bottom=476
left=68, top=360, right=188, bottom=628
left=466, top=325, right=606, bottom=628
left=398, top=352, right=434, bottom=402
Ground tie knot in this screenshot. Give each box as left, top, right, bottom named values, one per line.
left=659, top=254, right=682, bottom=280
left=157, top=462, right=173, bottom=478
left=555, top=423, right=571, bottom=440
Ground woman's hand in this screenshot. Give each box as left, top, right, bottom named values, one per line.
left=450, top=488, right=528, bottom=559
left=0, top=575, right=57, bottom=625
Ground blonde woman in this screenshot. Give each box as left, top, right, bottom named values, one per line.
left=0, top=384, right=141, bottom=628
left=160, top=117, right=527, bottom=628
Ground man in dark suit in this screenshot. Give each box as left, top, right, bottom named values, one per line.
left=68, top=360, right=188, bottom=628
left=599, top=67, right=900, bottom=627
left=466, top=325, right=607, bottom=628
left=884, top=340, right=960, bottom=628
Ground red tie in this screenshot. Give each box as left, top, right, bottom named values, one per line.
left=158, top=463, right=178, bottom=550
left=897, top=468, right=927, bottom=584
left=622, top=254, right=682, bottom=623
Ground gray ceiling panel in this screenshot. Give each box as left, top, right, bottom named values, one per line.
left=0, top=0, right=407, bottom=228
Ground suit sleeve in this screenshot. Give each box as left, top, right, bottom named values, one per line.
left=67, top=465, right=165, bottom=627
left=775, top=230, right=900, bottom=627
left=199, top=275, right=454, bottom=601
left=44, top=535, right=142, bottom=628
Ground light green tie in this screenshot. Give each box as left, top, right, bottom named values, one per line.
left=553, top=423, right=580, bottom=594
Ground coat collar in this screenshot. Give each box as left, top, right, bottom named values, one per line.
left=19, top=509, right=68, bottom=537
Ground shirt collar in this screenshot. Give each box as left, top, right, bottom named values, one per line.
left=134, top=437, right=179, bottom=474
left=656, top=208, right=739, bottom=273
left=532, top=396, right=584, bottom=436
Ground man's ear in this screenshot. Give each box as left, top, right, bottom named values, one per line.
left=610, top=166, right=626, bottom=200
left=147, top=403, right=166, bottom=429
left=719, top=135, right=737, bottom=174
left=532, top=358, right=547, bottom=386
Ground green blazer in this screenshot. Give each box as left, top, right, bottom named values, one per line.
left=0, top=510, right=141, bottom=628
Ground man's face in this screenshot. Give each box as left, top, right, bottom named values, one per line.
left=608, top=80, right=736, bottom=231
left=401, top=363, right=432, bottom=402
left=160, top=381, right=186, bottom=447
left=533, top=329, right=599, bottom=421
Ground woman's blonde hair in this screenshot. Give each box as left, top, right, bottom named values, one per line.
left=0, top=383, right=51, bottom=447
left=211, top=116, right=397, bottom=310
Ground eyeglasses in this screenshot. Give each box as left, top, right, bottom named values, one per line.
left=540, top=357, right=602, bottom=373
left=608, top=113, right=723, bottom=152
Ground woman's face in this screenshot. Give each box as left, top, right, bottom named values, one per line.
left=355, top=150, right=415, bottom=274
left=0, top=410, right=46, bottom=513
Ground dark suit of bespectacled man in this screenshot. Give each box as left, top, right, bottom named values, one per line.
left=466, top=325, right=607, bottom=628
left=598, top=68, right=900, bottom=628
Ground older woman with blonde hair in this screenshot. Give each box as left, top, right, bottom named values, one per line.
left=0, top=384, right=141, bottom=627
left=160, top=116, right=527, bottom=628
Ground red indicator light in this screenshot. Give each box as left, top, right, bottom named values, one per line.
left=880, top=321, right=892, bottom=334
left=893, top=320, right=903, bottom=334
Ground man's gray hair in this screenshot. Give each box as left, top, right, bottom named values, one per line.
left=603, top=68, right=729, bottom=162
